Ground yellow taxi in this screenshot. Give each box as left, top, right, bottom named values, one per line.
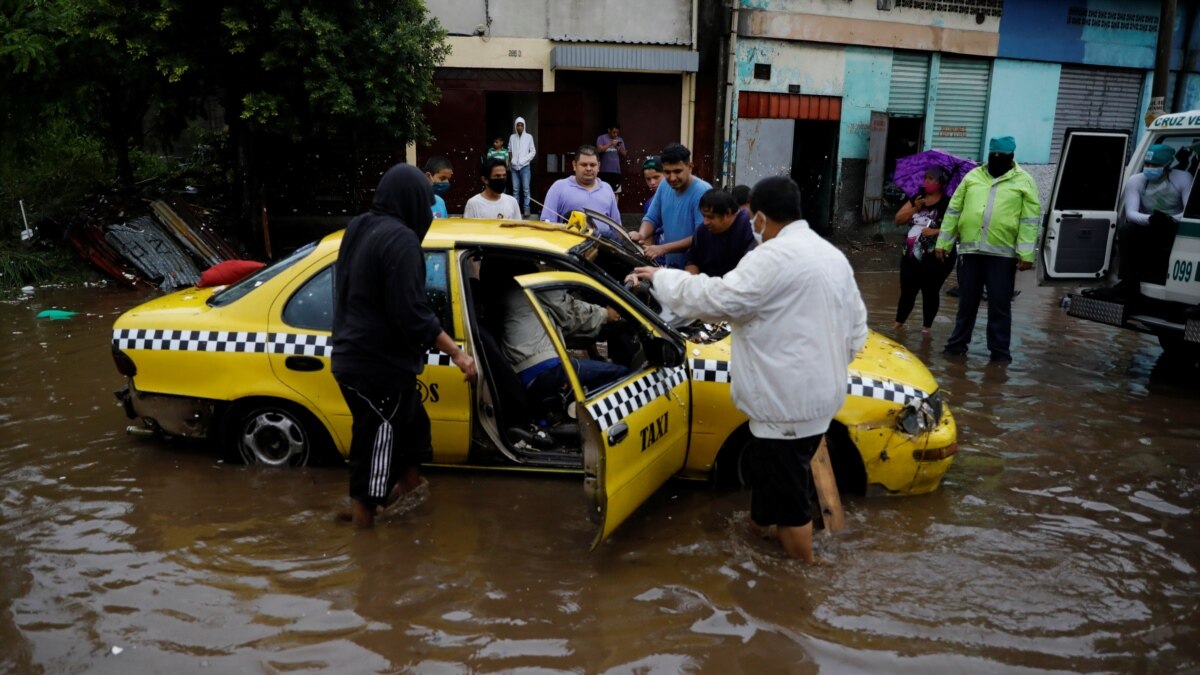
left=112, top=214, right=957, bottom=545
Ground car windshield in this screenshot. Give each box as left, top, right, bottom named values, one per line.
left=207, top=242, right=317, bottom=307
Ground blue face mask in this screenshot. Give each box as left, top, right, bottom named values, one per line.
left=1143, top=167, right=1164, bottom=181
left=432, top=181, right=451, bottom=196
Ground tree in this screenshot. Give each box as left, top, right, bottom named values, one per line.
left=1, top=0, right=448, bottom=240
left=202, top=1, right=449, bottom=245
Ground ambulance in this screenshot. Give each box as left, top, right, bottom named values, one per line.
left=1040, top=110, right=1200, bottom=363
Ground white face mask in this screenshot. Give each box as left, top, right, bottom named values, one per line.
left=751, top=212, right=766, bottom=245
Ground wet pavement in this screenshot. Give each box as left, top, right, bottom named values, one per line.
left=2, top=254, right=1198, bottom=673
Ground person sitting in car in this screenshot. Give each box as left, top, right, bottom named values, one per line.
left=500, top=279, right=628, bottom=403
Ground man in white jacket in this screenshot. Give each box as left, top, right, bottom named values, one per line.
left=631, top=176, right=868, bottom=563
left=509, top=117, right=537, bottom=216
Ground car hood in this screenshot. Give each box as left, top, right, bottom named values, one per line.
left=687, top=329, right=938, bottom=395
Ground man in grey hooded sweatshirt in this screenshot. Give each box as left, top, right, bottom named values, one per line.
left=508, top=117, right=537, bottom=215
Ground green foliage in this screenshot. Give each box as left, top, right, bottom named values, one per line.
left=0, top=241, right=84, bottom=290
left=1, top=0, right=448, bottom=240
left=0, top=115, right=109, bottom=236
left=213, top=0, right=449, bottom=144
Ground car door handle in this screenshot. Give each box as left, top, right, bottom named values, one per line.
left=1061, top=211, right=1083, bottom=218
left=285, top=356, right=324, bottom=372
left=607, top=422, right=629, bottom=445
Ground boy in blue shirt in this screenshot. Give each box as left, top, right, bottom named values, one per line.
left=424, top=156, right=453, bottom=219
left=632, top=143, right=712, bottom=269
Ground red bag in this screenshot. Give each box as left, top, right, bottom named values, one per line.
left=197, top=260, right=266, bottom=288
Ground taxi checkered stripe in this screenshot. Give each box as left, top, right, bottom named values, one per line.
left=112, top=329, right=450, bottom=364
left=689, top=358, right=731, bottom=383
left=688, top=358, right=929, bottom=406
left=586, top=366, right=686, bottom=430
left=847, top=375, right=927, bottom=406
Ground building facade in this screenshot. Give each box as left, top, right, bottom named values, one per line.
left=416, top=0, right=722, bottom=216
left=725, top=0, right=1200, bottom=233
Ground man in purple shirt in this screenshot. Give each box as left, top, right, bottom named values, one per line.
left=596, top=124, right=627, bottom=194
left=540, top=145, right=621, bottom=224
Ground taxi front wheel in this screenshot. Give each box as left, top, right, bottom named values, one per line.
left=220, top=399, right=333, bottom=468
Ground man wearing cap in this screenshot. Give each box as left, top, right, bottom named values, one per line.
left=1100, top=144, right=1194, bottom=297
left=935, top=136, right=1040, bottom=363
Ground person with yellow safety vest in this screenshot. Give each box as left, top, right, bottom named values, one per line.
left=934, top=136, right=1040, bottom=363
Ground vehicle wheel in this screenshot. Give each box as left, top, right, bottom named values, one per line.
left=825, top=422, right=867, bottom=496
left=713, top=426, right=753, bottom=489
left=221, top=400, right=332, bottom=467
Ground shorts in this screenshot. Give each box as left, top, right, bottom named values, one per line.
left=749, top=434, right=821, bottom=528
left=337, top=373, right=432, bottom=507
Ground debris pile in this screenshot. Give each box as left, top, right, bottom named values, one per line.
left=67, top=199, right=241, bottom=290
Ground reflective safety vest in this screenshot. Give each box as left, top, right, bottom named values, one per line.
left=935, top=164, right=1041, bottom=262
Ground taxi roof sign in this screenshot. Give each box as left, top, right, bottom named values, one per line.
left=1148, top=110, right=1200, bottom=130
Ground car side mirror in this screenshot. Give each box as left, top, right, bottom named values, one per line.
left=646, top=336, right=684, bottom=369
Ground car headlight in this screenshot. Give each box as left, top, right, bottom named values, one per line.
left=896, top=390, right=942, bottom=436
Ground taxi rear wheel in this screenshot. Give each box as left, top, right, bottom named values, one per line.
left=220, top=400, right=332, bottom=468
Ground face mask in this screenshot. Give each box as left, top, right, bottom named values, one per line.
left=487, top=177, right=507, bottom=194
left=432, top=181, right=451, bottom=196
left=922, top=180, right=941, bottom=194
left=1143, top=167, right=1164, bottom=181
left=987, top=154, right=1013, bottom=178
left=751, top=213, right=766, bottom=245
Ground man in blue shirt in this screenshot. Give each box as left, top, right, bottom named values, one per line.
left=632, top=143, right=712, bottom=269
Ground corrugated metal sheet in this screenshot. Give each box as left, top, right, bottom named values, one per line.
left=931, top=57, right=991, bottom=160
left=889, top=51, right=930, bottom=117
left=738, top=92, right=842, bottom=121
left=551, top=45, right=698, bottom=73
left=1051, top=66, right=1144, bottom=162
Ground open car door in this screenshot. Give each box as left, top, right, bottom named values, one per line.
left=1039, top=130, right=1129, bottom=284
left=514, top=271, right=690, bottom=548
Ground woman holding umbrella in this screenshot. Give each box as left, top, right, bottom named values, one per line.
left=893, top=166, right=956, bottom=334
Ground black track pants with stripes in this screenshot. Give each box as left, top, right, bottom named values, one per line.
left=337, top=373, right=432, bottom=507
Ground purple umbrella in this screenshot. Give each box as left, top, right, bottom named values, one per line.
left=892, top=149, right=979, bottom=199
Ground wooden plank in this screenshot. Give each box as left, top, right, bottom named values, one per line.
left=810, top=437, right=845, bottom=532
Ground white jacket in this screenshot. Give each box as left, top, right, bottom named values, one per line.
left=509, top=117, right=537, bottom=171
left=652, top=221, right=868, bottom=439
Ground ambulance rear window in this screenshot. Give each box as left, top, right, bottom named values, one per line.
left=207, top=243, right=317, bottom=307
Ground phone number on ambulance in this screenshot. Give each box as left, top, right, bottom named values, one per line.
left=1170, top=259, right=1199, bottom=283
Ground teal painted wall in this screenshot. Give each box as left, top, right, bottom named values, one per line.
left=838, top=46, right=892, bottom=160
left=983, top=60, right=1060, bottom=165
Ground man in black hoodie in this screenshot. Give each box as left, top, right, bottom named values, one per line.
left=333, top=164, right=477, bottom=529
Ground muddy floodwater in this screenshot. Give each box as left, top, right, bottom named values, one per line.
left=2, top=253, right=1198, bottom=674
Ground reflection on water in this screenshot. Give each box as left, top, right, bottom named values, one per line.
left=1, top=263, right=1198, bottom=673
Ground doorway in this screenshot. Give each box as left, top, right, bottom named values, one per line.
left=791, top=120, right=839, bottom=236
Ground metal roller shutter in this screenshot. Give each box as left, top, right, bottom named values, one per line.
left=889, top=51, right=930, bottom=116
left=931, top=57, right=992, bottom=160
left=1051, top=66, right=1144, bottom=161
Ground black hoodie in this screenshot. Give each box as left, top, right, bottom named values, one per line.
left=332, top=164, right=443, bottom=382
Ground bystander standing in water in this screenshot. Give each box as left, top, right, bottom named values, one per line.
left=332, top=164, right=477, bottom=529
left=631, top=176, right=867, bottom=563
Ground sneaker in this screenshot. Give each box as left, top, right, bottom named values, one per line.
left=989, top=353, right=1013, bottom=364
left=942, top=347, right=967, bottom=357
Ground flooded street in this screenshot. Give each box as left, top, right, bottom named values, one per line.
left=2, top=256, right=1198, bottom=674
